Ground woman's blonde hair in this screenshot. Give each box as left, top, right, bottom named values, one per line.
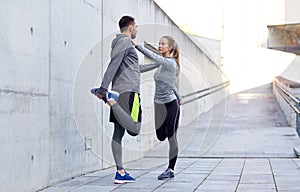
left=162, top=35, right=180, bottom=77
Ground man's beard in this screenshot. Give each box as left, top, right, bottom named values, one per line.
left=131, top=33, right=137, bottom=39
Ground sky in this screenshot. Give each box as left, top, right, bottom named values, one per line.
left=154, top=0, right=223, bottom=40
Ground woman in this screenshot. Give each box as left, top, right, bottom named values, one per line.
left=132, top=36, right=182, bottom=180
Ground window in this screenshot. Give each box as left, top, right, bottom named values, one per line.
left=268, top=23, right=300, bottom=55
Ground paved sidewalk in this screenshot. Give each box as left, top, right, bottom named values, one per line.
left=41, top=84, right=300, bottom=192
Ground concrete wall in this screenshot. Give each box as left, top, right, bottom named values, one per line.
left=281, top=56, right=300, bottom=83
left=0, top=1, right=51, bottom=191
left=189, top=35, right=221, bottom=67
left=0, top=0, right=228, bottom=191
left=273, top=82, right=300, bottom=128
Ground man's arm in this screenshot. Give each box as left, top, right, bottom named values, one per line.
left=96, top=49, right=126, bottom=97
left=140, top=63, right=160, bottom=73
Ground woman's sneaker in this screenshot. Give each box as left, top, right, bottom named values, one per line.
left=157, top=168, right=174, bottom=180
left=114, top=171, right=136, bottom=184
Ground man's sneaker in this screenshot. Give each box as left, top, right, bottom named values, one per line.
left=114, top=171, right=136, bottom=184
left=157, top=168, right=174, bottom=180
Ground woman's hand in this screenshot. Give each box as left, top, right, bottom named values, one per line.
left=179, top=99, right=183, bottom=105
left=131, top=40, right=137, bottom=47
left=106, top=93, right=116, bottom=106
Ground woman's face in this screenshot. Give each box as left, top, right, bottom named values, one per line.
left=158, top=37, right=171, bottom=55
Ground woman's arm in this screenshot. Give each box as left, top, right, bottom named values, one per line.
left=172, top=85, right=182, bottom=104
left=136, top=45, right=174, bottom=66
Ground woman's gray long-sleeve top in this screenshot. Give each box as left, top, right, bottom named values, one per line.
left=136, top=45, right=181, bottom=104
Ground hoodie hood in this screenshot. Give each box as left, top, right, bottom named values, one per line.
left=110, top=34, right=132, bottom=58
left=111, top=34, right=130, bottom=49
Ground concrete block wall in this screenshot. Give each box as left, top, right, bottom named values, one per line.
left=49, top=0, right=103, bottom=185
left=273, top=84, right=300, bottom=127
left=273, top=56, right=300, bottom=127
left=0, top=0, right=228, bottom=191
left=0, top=1, right=51, bottom=191
left=273, top=82, right=295, bottom=127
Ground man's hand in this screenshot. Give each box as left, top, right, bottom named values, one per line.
left=96, top=87, right=108, bottom=97
left=91, top=88, right=104, bottom=99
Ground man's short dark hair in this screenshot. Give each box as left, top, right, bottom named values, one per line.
left=119, top=16, right=135, bottom=32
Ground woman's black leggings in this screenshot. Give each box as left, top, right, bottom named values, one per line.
left=155, top=99, right=180, bottom=170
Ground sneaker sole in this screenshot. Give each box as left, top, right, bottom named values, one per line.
left=158, top=175, right=174, bottom=180
left=114, top=179, right=136, bottom=184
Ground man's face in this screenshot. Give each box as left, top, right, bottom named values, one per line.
left=129, top=22, right=138, bottom=39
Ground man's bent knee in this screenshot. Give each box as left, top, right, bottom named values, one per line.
left=127, top=130, right=139, bottom=136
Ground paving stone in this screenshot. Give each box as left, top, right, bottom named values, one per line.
left=40, top=186, right=75, bottom=192
left=112, top=188, right=150, bottom=192
left=195, top=183, right=237, bottom=191
left=55, top=176, right=99, bottom=188
left=293, top=158, right=300, bottom=167
left=236, top=183, right=276, bottom=191
left=180, top=168, right=212, bottom=174
left=85, top=176, right=116, bottom=186
left=276, top=181, right=300, bottom=190
left=71, top=185, right=116, bottom=192
left=274, top=175, right=300, bottom=182
left=194, top=190, right=234, bottom=192
left=242, top=169, right=272, bottom=174
left=169, top=173, right=207, bottom=182
left=116, top=177, right=163, bottom=189
left=206, top=174, right=240, bottom=181
left=240, top=174, right=274, bottom=184
left=202, top=180, right=239, bottom=186
left=158, top=181, right=199, bottom=191
left=273, top=170, right=300, bottom=176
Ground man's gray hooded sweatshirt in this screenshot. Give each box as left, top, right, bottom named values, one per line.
left=97, top=34, right=140, bottom=95
left=96, top=34, right=158, bottom=133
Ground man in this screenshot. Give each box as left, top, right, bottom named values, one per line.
left=92, top=15, right=158, bottom=184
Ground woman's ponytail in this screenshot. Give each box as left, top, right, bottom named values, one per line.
left=163, top=35, right=180, bottom=78
left=172, top=43, right=180, bottom=78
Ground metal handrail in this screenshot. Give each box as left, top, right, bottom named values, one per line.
left=182, top=81, right=230, bottom=105
left=276, top=82, right=300, bottom=104
left=275, top=81, right=300, bottom=114
left=278, top=87, right=300, bottom=114
left=182, top=81, right=230, bottom=99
